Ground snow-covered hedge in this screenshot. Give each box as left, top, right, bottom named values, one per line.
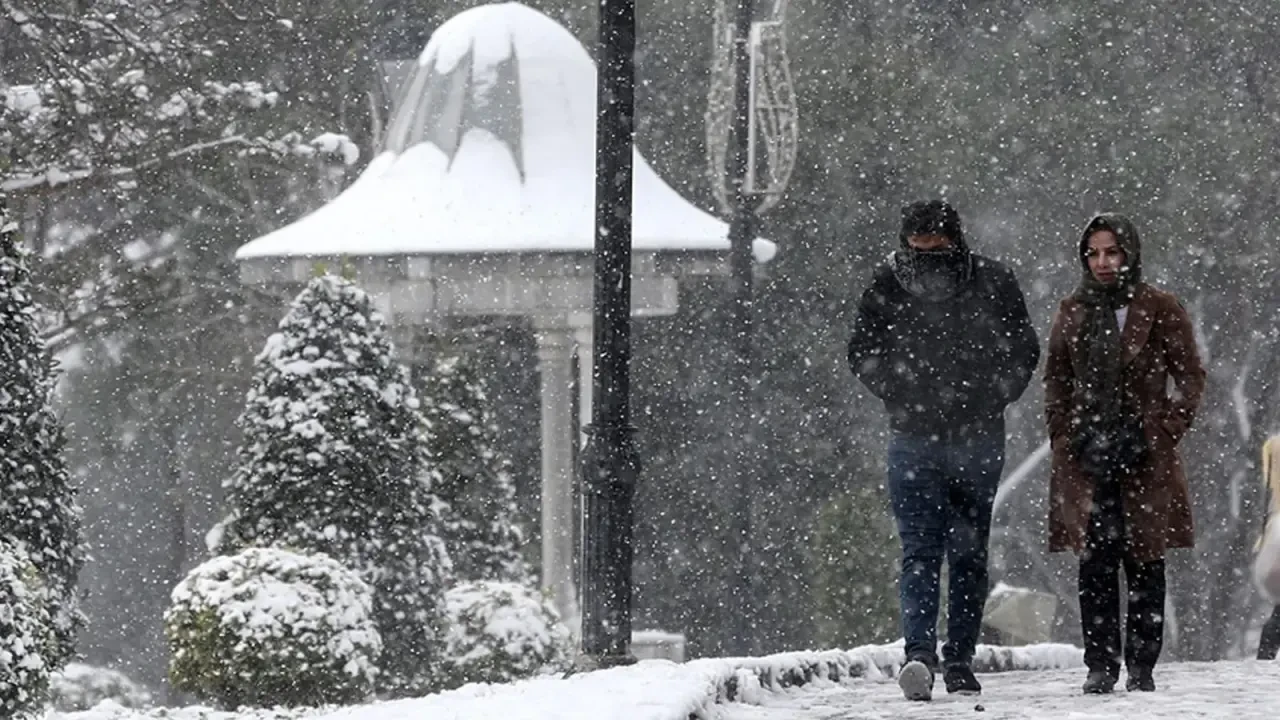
left=0, top=545, right=52, bottom=718
left=700, top=642, right=1083, bottom=704
left=441, top=581, right=571, bottom=688
left=48, top=663, right=153, bottom=712
left=165, top=547, right=382, bottom=708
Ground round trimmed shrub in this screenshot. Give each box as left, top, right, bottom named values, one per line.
left=49, top=663, right=153, bottom=712
left=165, top=547, right=381, bottom=708
left=441, top=581, right=571, bottom=688
left=0, top=545, right=52, bottom=718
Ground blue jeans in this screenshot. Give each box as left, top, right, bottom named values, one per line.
left=887, top=430, right=1005, bottom=668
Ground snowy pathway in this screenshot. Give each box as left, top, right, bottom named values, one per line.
left=723, top=660, right=1280, bottom=719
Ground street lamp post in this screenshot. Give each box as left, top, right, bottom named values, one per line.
left=579, top=0, right=640, bottom=667
left=707, top=0, right=798, bottom=657
left=725, top=0, right=757, bottom=657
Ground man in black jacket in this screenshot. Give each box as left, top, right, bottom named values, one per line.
left=847, top=200, right=1039, bottom=701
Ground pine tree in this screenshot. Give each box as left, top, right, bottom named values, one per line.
left=0, top=195, right=84, bottom=669
left=419, top=354, right=529, bottom=584
left=216, top=274, right=452, bottom=696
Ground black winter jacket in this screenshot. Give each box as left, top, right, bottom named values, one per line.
left=847, top=254, right=1040, bottom=437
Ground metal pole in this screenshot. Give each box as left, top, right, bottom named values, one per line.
left=726, top=0, right=757, bottom=657
left=579, top=0, right=640, bottom=667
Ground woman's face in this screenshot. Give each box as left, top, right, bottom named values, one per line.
left=1086, top=230, right=1126, bottom=285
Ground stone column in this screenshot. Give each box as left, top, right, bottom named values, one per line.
left=569, top=318, right=593, bottom=641
left=533, top=322, right=580, bottom=629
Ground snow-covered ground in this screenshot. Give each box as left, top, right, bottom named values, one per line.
left=724, top=659, right=1280, bottom=720
left=49, top=660, right=719, bottom=720
left=63, top=642, right=1270, bottom=720
left=46, top=643, right=1082, bottom=720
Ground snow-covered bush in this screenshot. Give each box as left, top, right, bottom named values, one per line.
left=0, top=199, right=84, bottom=670
left=441, top=581, right=572, bottom=688
left=0, top=543, right=53, bottom=718
left=165, top=547, right=381, bottom=709
left=419, top=354, right=530, bottom=584
left=48, top=663, right=153, bottom=712
left=214, top=274, right=452, bottom=696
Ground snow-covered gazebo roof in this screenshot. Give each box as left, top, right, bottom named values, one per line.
left=235, top=1, right=774, bottom=262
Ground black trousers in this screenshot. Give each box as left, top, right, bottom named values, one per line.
left=1079, top=471, right=1166, bottom=676
left=1259, top=605, right=1280, bottom=660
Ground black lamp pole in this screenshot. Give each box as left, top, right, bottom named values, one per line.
left=579, top=0, right=640, bottom=666
left=726, top=0, right=757, bottom=657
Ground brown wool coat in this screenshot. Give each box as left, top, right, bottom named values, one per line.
left=1045, top=283, right=1206, bottom=562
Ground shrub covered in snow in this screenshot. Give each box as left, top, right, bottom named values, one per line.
left=441, top=581, right=572, bottom=688
left=0, top=199, right=84, bottom=670
left=164, top=547, right=382, bottom=708
left=0, top=542, right=53, bottom=718
left=48, top=663, right=153, bottom=712
left=214, top=274, right=452, bottom=696
left=419, top=354, right=530, bottom=584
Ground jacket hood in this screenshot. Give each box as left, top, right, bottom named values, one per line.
left=1079, top=212, right=1142, bottom=285
left=900, top=199, right=968, bottom=252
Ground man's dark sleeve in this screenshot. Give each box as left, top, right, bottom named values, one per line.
left=994, top=266, right=1040, bottom=406
left=847, top=279, right=897, bottom=401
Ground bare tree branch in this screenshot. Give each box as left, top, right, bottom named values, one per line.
left=3, top=135, right=290, bottom=197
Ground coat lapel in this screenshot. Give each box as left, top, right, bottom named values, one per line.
left=1121, top=284, right=1156, bottom=364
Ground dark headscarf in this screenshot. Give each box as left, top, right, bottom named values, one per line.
left=891, top=199, right=973, bottom=301
left=1072, top=212, right=1143, bottom=429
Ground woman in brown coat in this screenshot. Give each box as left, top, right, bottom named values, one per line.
left=1044, top=213, right=1205, bottom=695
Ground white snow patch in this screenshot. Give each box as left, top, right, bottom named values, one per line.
left=4, top=84, right=42, bottom=113
left=299, top=133, right=361, bottom=167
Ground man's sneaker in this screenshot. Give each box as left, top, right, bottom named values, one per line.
left=1082, top=670, right=1118, bottom=695
left=898, top=658, right=935, bottom=702
left=943, top=664, right=982, bottom=695
left=1125, top=666, right=1155, bottom=692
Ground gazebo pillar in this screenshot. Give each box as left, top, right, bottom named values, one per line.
left=570, top=315, right=593, bottom=638
left=532, top=318, right=580, bottom=628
